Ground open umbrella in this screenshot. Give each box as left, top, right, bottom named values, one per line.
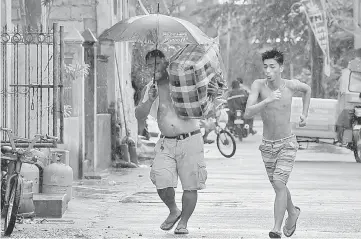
left=99, top=14, right=213, bottom=45
left=99, top=5, right=216, bottom=84
left=99, top=5, right=226, bottom=119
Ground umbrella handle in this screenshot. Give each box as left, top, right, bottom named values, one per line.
left=153, top=56, right=156, bottom=84
left=154, top=2, right=160, bottom=84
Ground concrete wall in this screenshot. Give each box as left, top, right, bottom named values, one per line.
left=117, top=2, right=138, bottom=144
left=1, top=0, right=5, bottom=27
left=48, top=0, right=97, bottom=35
left=59, top=117, right=81, bottom=179
left=97, top=0, right=138, bottom=144
left=49, top=0, right=138, bottom=142
left=10, top=0, right=20, bottom=25
left=60, top=114, right=111, bottom=178
left=96, top=114, right=111, bottom=170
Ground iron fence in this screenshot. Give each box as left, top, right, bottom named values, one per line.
left=1, top=23, right=64, bottom=147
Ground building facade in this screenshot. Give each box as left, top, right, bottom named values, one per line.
left=0, top=0, right=137, bottom=178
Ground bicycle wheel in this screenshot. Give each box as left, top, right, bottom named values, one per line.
left=217, top=130, right=236, bottom=158
left=3, top=176, right=23, bottom=236
left=1, top=173, right=6, bottom=214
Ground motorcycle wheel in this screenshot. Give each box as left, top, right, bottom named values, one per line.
left=352, top=129, right=361, bottom=163
left=352, top=138, right=361, bottom=163
left=235, top=126, right=243, bottom=142
left=242, top=128, right=249, bottom=138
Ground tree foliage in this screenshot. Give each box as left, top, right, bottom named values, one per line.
left=131, top=0, right=355, bottom=99
left=191, top=0, right=310, bottom=86
left=192, top=0, right=355, bottom=98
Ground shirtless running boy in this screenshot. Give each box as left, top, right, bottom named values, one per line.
left=245, top=49, right=311, bottom=238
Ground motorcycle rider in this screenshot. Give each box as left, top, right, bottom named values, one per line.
left=227, top=79, right=257, bottom=135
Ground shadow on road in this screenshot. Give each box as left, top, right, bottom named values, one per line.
left=299, top=143, right=349, bottom=154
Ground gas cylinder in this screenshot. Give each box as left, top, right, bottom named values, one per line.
left=42, top=159, right=73, bottom=203
left=18, top=179, right=35, bottom=217
left=20, top=163, right=40, bottom=193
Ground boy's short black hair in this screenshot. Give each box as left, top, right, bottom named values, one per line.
left=145, top=49, right=165, bottom=61
left=261, top=48, right=284, bottom=65
left=236, top=77, right=243, bottom=84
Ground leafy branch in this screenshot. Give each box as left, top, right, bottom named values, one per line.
left=64, top=63, right=90, bottom=81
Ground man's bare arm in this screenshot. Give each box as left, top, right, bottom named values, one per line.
left=292, top=80, right=311, bottom=117
left=244, top=80, right=269, bottom=119
left=135, top=86, right=154, bottom=121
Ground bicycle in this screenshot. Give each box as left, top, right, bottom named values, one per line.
left=214, top=103, right=236, bottom=158
left=201, top=100, right=236, bottom=158
left=0, top=128, right=58, bottom=236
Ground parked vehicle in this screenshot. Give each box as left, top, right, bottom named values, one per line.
left=291, top=58, right=361, bottom=163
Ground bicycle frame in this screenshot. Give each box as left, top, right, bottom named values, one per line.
left=2, top=132, right=39, bottom=206
left=215, top=103, right=230, bottom=133
left=1, top=128, right=56, bottom=207
left=1, top=128, right=58, bottom=235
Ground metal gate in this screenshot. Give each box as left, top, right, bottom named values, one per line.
left=1, top=23, right=64, bottom=146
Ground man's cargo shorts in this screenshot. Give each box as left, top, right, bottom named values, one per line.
left=150, top=131, right=207, bottom=190
left=259, top=134, right=299, bottom=185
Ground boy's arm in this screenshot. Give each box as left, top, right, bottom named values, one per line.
left=244, top=80, right=271, bottom=119
left=292, top=80, right=311, bottom=117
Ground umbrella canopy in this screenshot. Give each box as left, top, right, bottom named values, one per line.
left=99, top=14, right=213, bottom=45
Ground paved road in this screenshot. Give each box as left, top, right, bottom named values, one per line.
left=3, top=123, right=361, bottom=238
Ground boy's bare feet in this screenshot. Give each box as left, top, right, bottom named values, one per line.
left=283, top=206, right=301, bottom=237
left=160, top=210, right=182, bottom=231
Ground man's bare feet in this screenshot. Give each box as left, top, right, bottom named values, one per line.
left=160, top=210, right=182, bottom=231
left=175, top=220, right=188, bottom=234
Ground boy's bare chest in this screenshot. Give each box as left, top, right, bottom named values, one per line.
left=260, top=88, right=293, bottom=110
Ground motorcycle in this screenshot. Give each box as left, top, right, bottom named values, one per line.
left=233, top=109, right=249, bottom=141
left=292, top=58, right=361, bottom=163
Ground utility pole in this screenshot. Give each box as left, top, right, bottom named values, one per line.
left=225, top=1, right=232, bottom=84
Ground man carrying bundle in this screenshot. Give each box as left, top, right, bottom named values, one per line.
left=135, top=49, right=207, bottom=235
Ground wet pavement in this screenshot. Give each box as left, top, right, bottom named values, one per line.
left=2, top=121, right=361, bottom=238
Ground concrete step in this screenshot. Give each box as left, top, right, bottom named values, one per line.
left=33, top=193, right=67, bottom=218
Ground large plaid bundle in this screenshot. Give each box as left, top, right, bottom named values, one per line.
left=168, top=44, right=226, bottom=119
